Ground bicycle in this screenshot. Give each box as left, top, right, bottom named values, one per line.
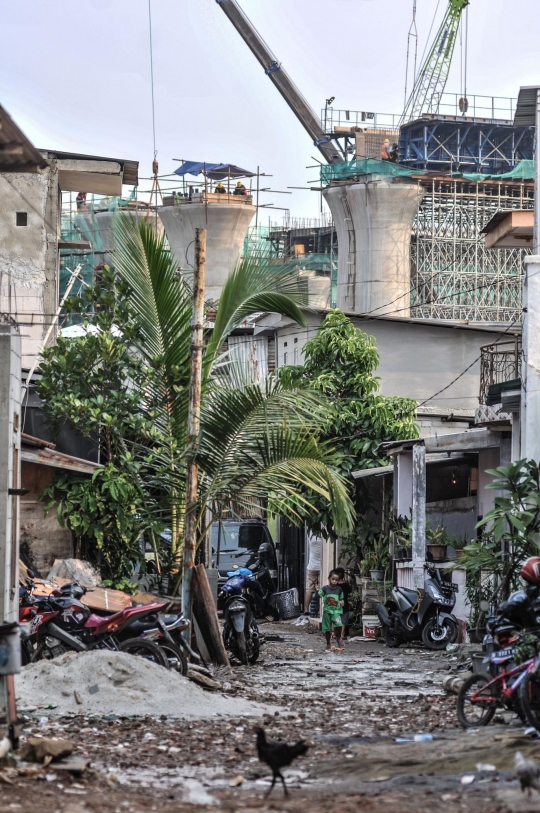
left=457, top=645, right=534, bottom=728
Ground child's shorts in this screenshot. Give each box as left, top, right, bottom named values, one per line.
left=322, top=611, right=342, bottom=632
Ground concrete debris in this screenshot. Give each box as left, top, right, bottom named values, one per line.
left=47, top=559, right=102, bottom=587
left=182, top=778, right=219, bottom=805
left=186, top=669, right=222, bottom=691
left=19, top=736, right=74, bottom=763
left=16, top=650, right=275, bottom=718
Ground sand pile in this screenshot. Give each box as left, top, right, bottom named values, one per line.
left=16, top=651, right=271, bottom=718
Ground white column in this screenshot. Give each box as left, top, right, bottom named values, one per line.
left=0, top=324, right=21, bottom=622
left=521, top=255, right=540, bottom=462
left=411, top=444, right=426, bottom=589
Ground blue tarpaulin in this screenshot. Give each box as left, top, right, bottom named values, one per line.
left=174, top=161, right=255, bottom=180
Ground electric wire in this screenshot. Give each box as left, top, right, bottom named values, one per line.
left=416, top=316, right=522, bottom=408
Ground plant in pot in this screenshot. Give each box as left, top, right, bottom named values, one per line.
left=426, top=522, right=449, bottom=561
left=362, top=532, right=391, bottom=582
left=389, top=515, right=412, bottom=560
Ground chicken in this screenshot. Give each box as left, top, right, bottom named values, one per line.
left=255, top=727, right=309, bottom=798
left=515, top=751, right=540, bottom=796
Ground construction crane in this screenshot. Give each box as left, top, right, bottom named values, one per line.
left=401, top=0, right=469, bottom=124
left=215, top=0, right=342, bottom=164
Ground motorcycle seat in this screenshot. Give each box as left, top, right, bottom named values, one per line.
left=84, top=602, right=166, bottom=633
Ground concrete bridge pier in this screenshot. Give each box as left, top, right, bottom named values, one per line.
left=159, top=200, right=256, bottom=301
left=324, top=180, right=424, bottom=316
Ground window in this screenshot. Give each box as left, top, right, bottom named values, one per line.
left=16, top=212, right=28, bottom=226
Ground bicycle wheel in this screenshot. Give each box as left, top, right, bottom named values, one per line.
left=457, top=673, right=497, bottom=728
left=119, top=638, right=170, bottom=669
left=518, top=670, right=540, bottom=728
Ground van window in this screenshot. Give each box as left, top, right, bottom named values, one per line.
left=211, top=522, right=266, bottom=573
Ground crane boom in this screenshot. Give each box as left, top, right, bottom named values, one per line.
left=215, top=0, right=341, bottom=164
left=401, top=0, right=469, bottom=124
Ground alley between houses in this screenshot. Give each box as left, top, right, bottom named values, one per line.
left=1, top=622, right=537, bottom=813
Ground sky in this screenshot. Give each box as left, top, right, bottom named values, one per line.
left=1, top=0, right=539, bottom=221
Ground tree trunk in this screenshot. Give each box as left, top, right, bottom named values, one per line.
left=191, top=564, right=230, bottom=667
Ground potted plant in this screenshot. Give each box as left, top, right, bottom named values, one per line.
left=426, top=522, right=448, bottom=561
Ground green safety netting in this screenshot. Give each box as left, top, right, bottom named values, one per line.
left=321, top=158, right=535, bottom=185
left=321, top=158, right=426, bottom=184
left=453, top=160, right=535, bottom=182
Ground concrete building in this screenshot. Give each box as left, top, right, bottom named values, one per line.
left=159, top=191, right=255, bottom=301
left=0, top=151, right=138, bottom=368
left=254, top=308, right=514, bottom=436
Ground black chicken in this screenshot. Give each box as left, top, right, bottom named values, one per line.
left=255, top=727, right=309, bottom=798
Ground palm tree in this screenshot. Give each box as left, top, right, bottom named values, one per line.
left=112, top=216, right=353, bottom=566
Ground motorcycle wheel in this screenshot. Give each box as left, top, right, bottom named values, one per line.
left=159, top=641, right=188, bottom=676
left=457, top=673, right=496, bottom=728
left=236, top=631, right=248, bottom=665
left=422, top=617, right=458, bottom=650
left=385, top=627, right=402, bottom=648
left=249, top=637, right=260, bottom=665
left=518, top=671, right=540, bottom=728
left=119, top=638, right=170, bottom=668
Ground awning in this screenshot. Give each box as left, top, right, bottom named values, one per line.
left=21, top=446, right=100, bottom=475
left=352, top=453, right=474, bottom=479
left=174, top=161, right=255, bottom=180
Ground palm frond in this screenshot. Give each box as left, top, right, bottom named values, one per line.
left=204, top=253, right=308, bottom=371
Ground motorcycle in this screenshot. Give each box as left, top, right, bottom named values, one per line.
left=19, top=581, right=171, bottom=667
left=219, top=568, right=263, bottom=665
left=376, top=565, right=458, bottom=650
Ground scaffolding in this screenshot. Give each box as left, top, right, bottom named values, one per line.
left=410, top=178, right=534, bottom=322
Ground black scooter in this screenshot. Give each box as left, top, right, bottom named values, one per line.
left=376, top=565, right=458, bottom=650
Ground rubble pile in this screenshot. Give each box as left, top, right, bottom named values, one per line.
left=16, top=650, right=275, bottom=719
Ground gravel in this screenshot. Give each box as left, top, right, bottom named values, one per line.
left=16, top=650, right=274, bottom=718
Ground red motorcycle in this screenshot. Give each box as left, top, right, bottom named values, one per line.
left=19, top=582, right=169, bottom=667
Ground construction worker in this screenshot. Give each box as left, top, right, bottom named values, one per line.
left=76, top=191, right=87, bottom=210
left=389, top=142, right=399, bottom=163
left=380, top=139, right=391, bottom=161
left=233, top=181, right=247, bottom=196
left=214, top=182, right=226, bottom=194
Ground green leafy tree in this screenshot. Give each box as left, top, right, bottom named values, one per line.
left=38, top=221, right=354, bottom=584
left=458, top=459, right=540, bottom=618
left=280, top=310, right=418, bottom=541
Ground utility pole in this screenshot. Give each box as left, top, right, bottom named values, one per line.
left=181, top=229, right=206, bottom=637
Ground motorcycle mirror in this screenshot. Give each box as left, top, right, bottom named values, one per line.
left=479, top=600, right=490, bottom=612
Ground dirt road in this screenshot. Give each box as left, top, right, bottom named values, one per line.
left=2, top=623, right=539, bottom=812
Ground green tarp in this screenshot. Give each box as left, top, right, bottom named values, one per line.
left=321, top=158, right=535, bottom=185
left=320, top=158, right=426, bottom=184
left=452, top=159, right=535, bottom=182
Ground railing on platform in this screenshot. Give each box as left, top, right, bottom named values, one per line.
left=479, top=337, right=522, bottom=405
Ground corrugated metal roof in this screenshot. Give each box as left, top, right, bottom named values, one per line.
left=0, top=104, right=48, bottom=172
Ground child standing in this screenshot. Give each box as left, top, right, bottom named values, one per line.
left=318, top=569, right=344, bottom=651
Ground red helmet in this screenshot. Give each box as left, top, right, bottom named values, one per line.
left=521, top=557, right=540, bottom=586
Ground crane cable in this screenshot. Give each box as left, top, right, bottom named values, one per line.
left=404, top=0, right=418, bottom=110
left=148, top=0, right=157, bottom=161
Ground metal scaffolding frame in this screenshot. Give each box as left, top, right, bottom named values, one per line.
left=410, top=178, right=534, bottom=322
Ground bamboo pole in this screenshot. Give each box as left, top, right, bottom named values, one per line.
left=181, top=229, right=206, bottom=638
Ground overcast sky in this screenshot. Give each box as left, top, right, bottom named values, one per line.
left=1, top=0, right=539, bottom=220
